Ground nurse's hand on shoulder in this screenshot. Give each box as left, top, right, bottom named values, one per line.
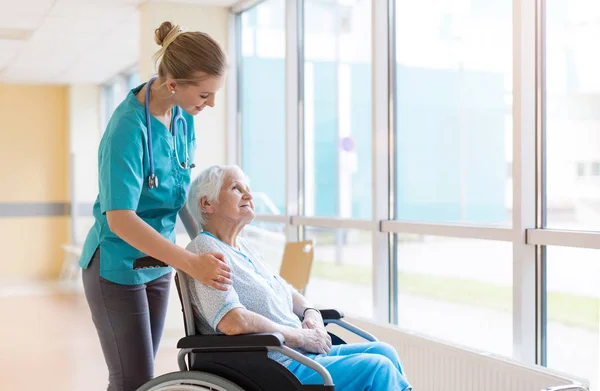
left=188, top=252, right=232, bottom=290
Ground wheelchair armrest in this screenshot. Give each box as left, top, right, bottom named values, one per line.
left=319, top=308, right=344, bottom=321
left=177, top=332, right=285, bottom=350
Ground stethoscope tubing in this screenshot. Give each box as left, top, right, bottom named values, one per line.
left=144, top=76, right=193, bottom=189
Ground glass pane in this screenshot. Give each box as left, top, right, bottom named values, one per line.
left=545, top=1, right=600, bottom=230
left=303, top=0, right=372, bottom=219
left=175, top=224, right=193, bottom=248
left=127, top=72, right=140, bottom=89
left=241, top=222, right=287, bottom=271
left=397, top=236, right=512, bottom=356
left=240, top=0, right=286, bottom=215
left=304, top=227, right=374, bottom=319
left=395, top=1, right=512, bottom=225
left=546, top=246, right=600, bottom=388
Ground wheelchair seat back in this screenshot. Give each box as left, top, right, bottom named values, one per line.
left=173, top=271, right=197, bottom=337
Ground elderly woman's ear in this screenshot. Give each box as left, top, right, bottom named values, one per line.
left=200, top=196, right=215, bottom=215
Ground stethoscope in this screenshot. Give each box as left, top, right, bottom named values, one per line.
left=145, top=76, right=195, bottom=190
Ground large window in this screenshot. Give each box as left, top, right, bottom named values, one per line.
left=397, top=236, right=512, bottom=356
left=303, top=227, right=374, bottom=319
left=303, top=0, right=372, bottom=219
left=545, top=1, right=600, bottom=230
left=542, top=2, right=600, bottom=387
left=233, top=1, right=600, bottom=388
left=239, top=0, right=286, bottom=215
left=395, top=1, right=512, bottom=225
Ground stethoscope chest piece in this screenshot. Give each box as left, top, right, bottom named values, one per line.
left=148, top=174, right=159, bottom=189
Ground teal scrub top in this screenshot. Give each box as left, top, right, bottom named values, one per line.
left=79, top=82, right=197, bottom=285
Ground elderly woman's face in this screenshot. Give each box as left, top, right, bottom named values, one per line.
left=214, top=170, right=254, bottom=223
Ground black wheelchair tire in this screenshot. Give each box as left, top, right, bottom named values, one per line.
left=136, top=371, right=246, bottom=391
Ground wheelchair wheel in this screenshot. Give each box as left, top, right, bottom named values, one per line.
left=137, top=371, right=246, bottom=391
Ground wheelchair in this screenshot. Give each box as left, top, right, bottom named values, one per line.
left=133, top=256, right=378, bottom=391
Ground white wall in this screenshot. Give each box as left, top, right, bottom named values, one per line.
left=139, top=3, right=230, bottom=170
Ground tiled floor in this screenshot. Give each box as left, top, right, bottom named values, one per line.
left=0, top=286, right=182, bottom=391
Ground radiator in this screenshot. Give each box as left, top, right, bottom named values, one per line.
left=329, top=317, right=588, bottom=391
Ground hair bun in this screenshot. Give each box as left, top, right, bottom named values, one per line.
left=155, top=21, right=174, bottom=47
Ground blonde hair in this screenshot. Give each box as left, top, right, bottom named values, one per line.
left=153, top=21, right=227, bottom=84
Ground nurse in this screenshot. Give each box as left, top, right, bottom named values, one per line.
left=78, top=21, right=231, bottom=391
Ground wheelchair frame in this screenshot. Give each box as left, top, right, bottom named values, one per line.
left=133, top=255, right=378, bottom=391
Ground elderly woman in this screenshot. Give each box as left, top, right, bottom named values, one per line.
left=182, top=164, right=412, bottom=391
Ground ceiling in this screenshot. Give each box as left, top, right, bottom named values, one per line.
left=0, top=0, right=238, bottom=85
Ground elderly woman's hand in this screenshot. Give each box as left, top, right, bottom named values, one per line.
left=299, top=327, right=332, bottom=355
left=186, top=251, right=232, bottom=291
left=302, top=309, right=325, bottom=330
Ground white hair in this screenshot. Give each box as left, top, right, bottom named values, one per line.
left=186, top=164, right=248, bottom=228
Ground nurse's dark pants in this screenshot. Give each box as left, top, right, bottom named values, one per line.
left=82, top=249, right=172, bottom=391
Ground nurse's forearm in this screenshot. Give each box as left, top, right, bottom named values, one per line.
left=106, top=209, right=193, bottom=270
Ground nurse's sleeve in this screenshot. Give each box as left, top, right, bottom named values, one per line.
left=99, top=122, right=145, bottom=214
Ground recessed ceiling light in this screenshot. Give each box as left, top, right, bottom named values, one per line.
left=0, top=28, right=32, bottom=41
